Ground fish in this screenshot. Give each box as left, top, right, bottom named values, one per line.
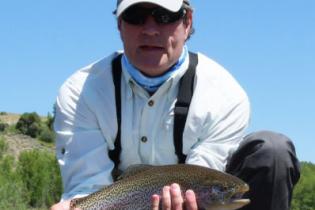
left=70, top=164, right=250, bottom=210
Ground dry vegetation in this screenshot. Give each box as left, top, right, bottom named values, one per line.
left=0, top=112, right=54, bottom=159
left=0, top=112, right=20, bottom=125
left=3, top=133, right=53, bottom=160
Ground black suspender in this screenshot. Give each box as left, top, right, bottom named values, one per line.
left=109, top=52, right=198, bottom=171
left=108, top=54, right=123, bottom=172
left=174, top=52, right=198, bottom=163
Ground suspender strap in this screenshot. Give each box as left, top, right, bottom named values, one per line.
left=173, top=52, right=198, bottom=163
left=108, top=53, right=123, bottom=173
left=109, top=52, right=198, bottom=170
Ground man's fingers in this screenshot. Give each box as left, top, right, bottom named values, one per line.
left=155, top=184, right=197, bottom=210
left=50, top=200, right=72, bottom=210
left=170, top=183, right=184, bottom=210
left=185, top=189, right=198, bottom=210
left=162, top=185, right=172, bottom=210
left=151, top=194, right=160, bottom=210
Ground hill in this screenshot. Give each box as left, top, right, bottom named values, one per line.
left=3, top=133, right=54, bottom=160
left=0, top=112, right=61, bottom=210
left=0, top=112, right=54, bottom=159
left=0, top=112, right=20, bottom=125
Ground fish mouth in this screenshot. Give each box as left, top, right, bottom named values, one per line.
left=228, top=183, right=250, bottom=208
left=227, top=199, right=251, bottom=210
left=230, top=198, right=250, bottom=205
left=203, top=183, right=250, bottom=210
left=231, top=183, right=249, bottom=200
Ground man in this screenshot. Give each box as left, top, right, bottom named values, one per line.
left=51, top=0, right=300, bottom=209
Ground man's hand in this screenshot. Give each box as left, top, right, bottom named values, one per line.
left=50, top=200, right=80, bottom=210
left=151, top=183, right=198, bottom=210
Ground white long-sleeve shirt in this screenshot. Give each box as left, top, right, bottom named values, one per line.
left=54, top=51, right=250, bottom=200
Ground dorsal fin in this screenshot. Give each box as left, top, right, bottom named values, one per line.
left=117, top=164, right=153, bottom=180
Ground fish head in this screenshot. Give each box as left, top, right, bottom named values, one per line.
left=196, top=172, right=250, bottom=210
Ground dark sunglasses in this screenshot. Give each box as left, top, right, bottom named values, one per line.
left=121, top=5, right=186, bottom=25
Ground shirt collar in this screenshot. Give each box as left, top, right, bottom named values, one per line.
left=121, top=47, right=190, bottom=100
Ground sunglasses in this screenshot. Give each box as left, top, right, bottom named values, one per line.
left=121, top=5, right=186, bottom=25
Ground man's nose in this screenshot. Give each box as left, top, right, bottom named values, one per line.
left=141, top=16, right=160, bottom=36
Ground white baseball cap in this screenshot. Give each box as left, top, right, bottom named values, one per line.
left=115, top=0, right=189, bottom=17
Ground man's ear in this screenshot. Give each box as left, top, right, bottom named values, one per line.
left=184, top=11, right=193, bottom=39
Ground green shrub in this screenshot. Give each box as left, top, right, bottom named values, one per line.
left=0, top=155, right=28, bottom=210
left=292, top=162, right=315, bottom=210
left=0, top=112, right=7, bottom=115
left=16, top=112, right=42, bottom=138
left=17, top=150, right=62, bottom=208
left=0, top=180, right=28, bottom=210
left=0, top=145, right=62, bottom=209
left=0, top=136, right=8, bottom=159
left=45, top=112, right=55, bottom=131
left=39, top=126, right=55, bottom=143
left=0, top=122, right=9, bottom=132
left=5, top=124, right=18, bottom=134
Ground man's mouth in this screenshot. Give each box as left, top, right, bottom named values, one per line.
left=139, top=45, right=164, bottom=51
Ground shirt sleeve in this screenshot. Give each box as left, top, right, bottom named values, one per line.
left=54, top=72, right=114, bottom=200
left=186, top=96, right=250, bottom=171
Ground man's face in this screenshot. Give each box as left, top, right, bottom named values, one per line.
left=118, top=3, right=192, bottom=76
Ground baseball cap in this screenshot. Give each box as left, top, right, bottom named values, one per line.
left=115, top=0, right=190, bottom=17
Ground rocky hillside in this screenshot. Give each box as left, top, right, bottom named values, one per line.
left=0, top=112, right=54, bottom=159
left=3, top=133, right=54, bottom=159
left=0, top=112, right=20, bottom=125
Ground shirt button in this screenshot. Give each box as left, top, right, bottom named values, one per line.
left=141, top=136, right=148, bottom=143
left=148, top=100, right=154, bottom=107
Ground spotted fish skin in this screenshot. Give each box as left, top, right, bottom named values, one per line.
left=70, top=164, right=250, bottom=210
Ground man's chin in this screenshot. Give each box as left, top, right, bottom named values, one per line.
left=138, top=65, right=167, bottom=77
left=134, top=60, right=171, bottom=77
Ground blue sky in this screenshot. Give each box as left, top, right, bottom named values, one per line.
left=0, top=1, right=314, bottom=163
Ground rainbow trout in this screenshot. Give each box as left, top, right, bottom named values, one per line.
left=70, top=164, right=250, bottom=210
